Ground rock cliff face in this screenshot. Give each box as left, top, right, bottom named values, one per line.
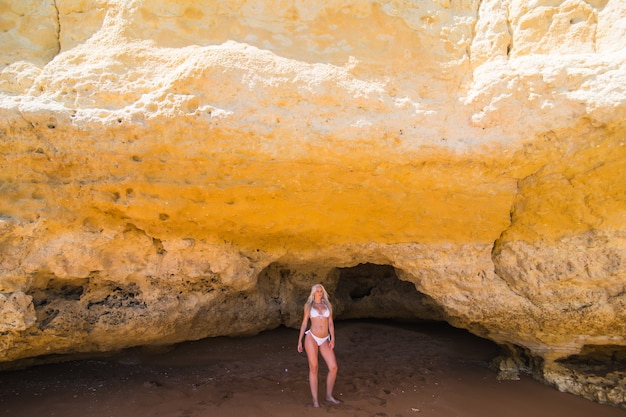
left=1, top=0, right=625, bottom=407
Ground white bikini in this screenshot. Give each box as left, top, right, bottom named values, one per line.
left=306, top=305, right=331, bottom=346
left=310, top=305, right=330, bottom=319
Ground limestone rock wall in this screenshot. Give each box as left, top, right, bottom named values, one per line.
left=1, top=0, right=625, bottom=407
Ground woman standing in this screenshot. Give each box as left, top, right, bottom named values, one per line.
left=297, top=283, right=340, bottom=407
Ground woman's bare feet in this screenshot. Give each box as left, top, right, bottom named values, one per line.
left=326, top=396, right=341, bottom=405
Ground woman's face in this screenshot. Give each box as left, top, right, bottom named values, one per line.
left=314, top=285, right=324, bottom=300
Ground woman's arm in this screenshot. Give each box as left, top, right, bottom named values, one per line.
left=328, top=314, right=336, bottom=349
left=297, top=305, right=309, bottom=352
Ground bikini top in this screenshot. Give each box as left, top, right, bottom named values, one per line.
left=310, top=304, right=330, bottom=318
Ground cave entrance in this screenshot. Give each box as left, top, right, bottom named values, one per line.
left=333, top=263, right=445, bottom=323
left=257, top=261, right=447, bottom=329
left=557, top=345, right=626, bottom=376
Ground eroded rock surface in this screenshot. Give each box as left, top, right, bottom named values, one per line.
left=1, top=0, right=625, bottom=408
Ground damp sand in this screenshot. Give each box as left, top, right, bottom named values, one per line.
left=0, top=320, right=623, bottom=417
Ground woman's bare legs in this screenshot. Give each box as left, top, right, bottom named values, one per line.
left=304, top=333, right=321, bottom=407
left=319, top=342, right=340, bottom=404
left=305, top=333, right=340, bottom=407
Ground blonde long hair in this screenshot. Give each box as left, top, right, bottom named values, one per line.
left=305, top=283, right=333, bottom=315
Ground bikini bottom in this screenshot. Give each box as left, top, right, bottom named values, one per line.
left=306, top=330, right=330, bottom=346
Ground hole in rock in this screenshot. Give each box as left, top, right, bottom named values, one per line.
left=27, top=277, right=86, bottom=331
left=29, top=278, right=85, bottom=306
left=256, top=261, right=447, bottom=326
left=557, top=345, right=626, bottom=376
left=334, top=263, right=446, bottom=322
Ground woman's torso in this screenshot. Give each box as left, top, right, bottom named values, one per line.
left=309, top=302, right=330, bottom=337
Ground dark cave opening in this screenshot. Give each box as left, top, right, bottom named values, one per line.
left=333, top=263, right=446, bottom=323
left=256, top=260, right=456, bottom=330
left=556, top=345, right=626, bottom=376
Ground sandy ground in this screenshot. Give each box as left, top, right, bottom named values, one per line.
left=0, top=320, right=623, bottom=417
